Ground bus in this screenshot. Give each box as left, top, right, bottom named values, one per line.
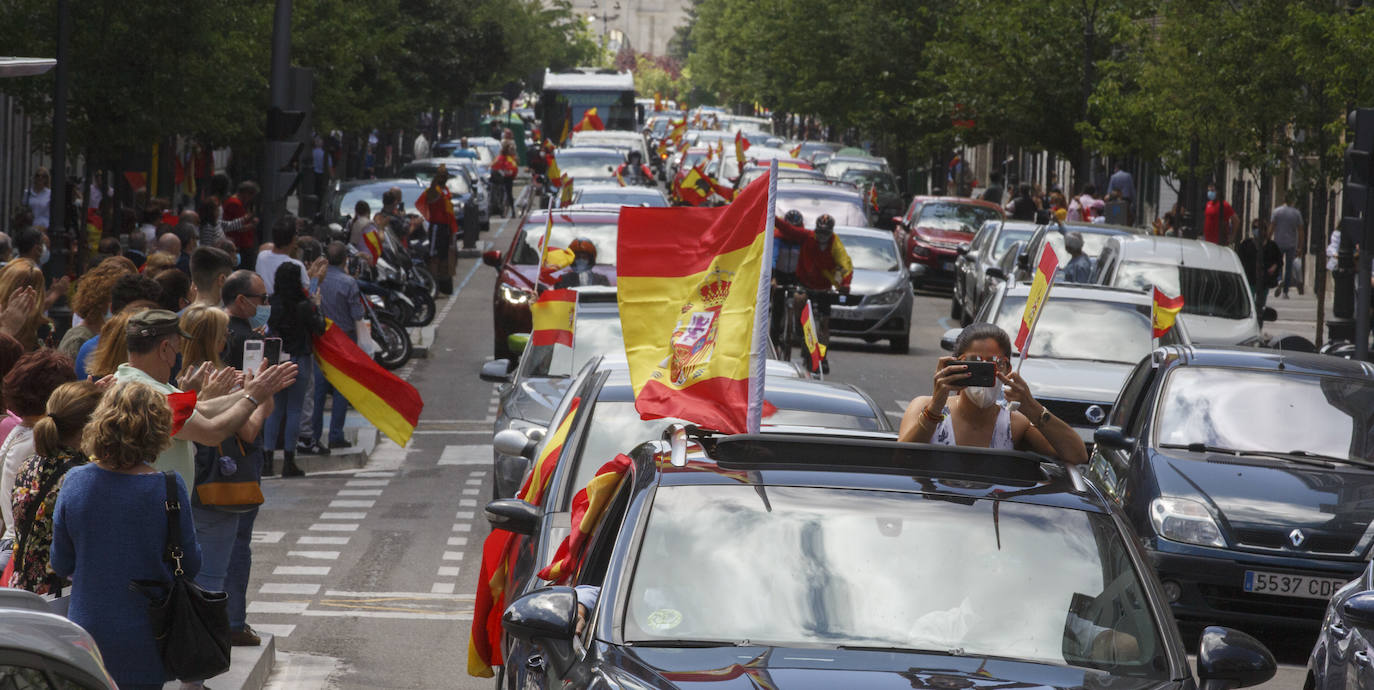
left=538, top=68, right=637, bottom=139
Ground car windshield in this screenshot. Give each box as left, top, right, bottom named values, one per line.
left=401, top=166, right=472, bottom=196
left=741, top=168, right=823, bottom=188
left=841, top=170, right=896, bottom=193
left=1155, top=367, right=1374, bottom=461
left=838, top=234, right=899, bottom=272
left=993, top=297, right=1168, bottom=364
left=993, top=228, right=1035, bottom=261
left=338, top=184, right=422, bottom=218
left=824, top=158, right=884, bottom=180
left=514, top=221, right=618, bottom=265
left=916, top=203, right=1002, bottom=234
left=553, top=151, right=623, bottom=178
left=575, top=189, right=667, bottom=207
left=520, top=310, right=623, bottom=379
left=1043, top=231, right=1116, bottom=261
left=1113, top=262, right=1252, bottom=319
left=776, top=191, right=867, bottom=227
left=625, top=485, right=1168, bottom=679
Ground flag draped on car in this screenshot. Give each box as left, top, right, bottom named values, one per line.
left=800, top=300, right=826, bottom=373
left=616, top=165, right=778, bottom=434
left=1152, top=286, right=1184, bottom=337
left=529, top=288, right=577, bottom=347
left=1015, top=244, right=1059, bottom=369
left=538, top=453, right=633, bottom=583
left=312, top=321, right=423, bottom=446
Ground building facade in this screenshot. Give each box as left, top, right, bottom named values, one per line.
left=563, top=0, right=690, bottom=57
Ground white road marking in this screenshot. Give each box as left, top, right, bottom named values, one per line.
left=412, top=429, right=489, bottom=435
left=472, top=471, right=488, bottom=477
left=260, top=583, right=321, bottom=595
left=288, top=551, right=341, bottom=560
left=319, top=512, right=367, bottom=520
left=447, top=537, right=468, bottom=546
left=442, top=551, right=465, bottom=561
left=253, top=531, right=285, bottom=544
left=274, top=566, right=331, bottom=576
left=329, top=500, right=375, bottom=508
left=248, top=601, right=310, bottom=614
left=437, top=566, right=461, bottom=577
left=298, top=536, right=349, bottom=545
left=336, top=489, right=383, bottom=497
left=455, top=510, right=475, bottom=519
left=309, top=523, right=359, bottom=532
left=250, top=623, right=296, bottom=638
left=431, top=582, right=456, bottom=594
left=323, top=590, right=474, bottom=600
left=438, top=444, right=492, bottom=466
left=346, top=479, right=390, bottom=487
left=452, top=523, right=472, bottom=532
left=301, top=610, right=472, bottom=620
left=461, top=488, right=479, bottom=495
left=459, top=499, right=477, bottom=507
left=356, top=471, right=396, bottom=478
left=464, top=478, right=481, bottom=486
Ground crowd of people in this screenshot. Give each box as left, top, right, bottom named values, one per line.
left=0, top=182, right=371, bottom=686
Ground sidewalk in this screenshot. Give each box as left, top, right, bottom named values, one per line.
left=1262, top=262, right=1332, bottom=345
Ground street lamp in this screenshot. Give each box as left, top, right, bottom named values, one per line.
left=587, top=0, right=621, bottom=51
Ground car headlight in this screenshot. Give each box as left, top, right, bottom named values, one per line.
left=865, top=287, right=906, bottom=306
left=499, top=283, right=535, bottom=306
left=1150, top=496, right=1225, bottom=548
left=909, top=238, right=932, bottom=258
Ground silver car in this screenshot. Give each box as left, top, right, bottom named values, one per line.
left=828, top=226, right=914, bottom=353
left=0, top=589, right=118, bottom=688
left=951, top=220, right=1038, bottom=324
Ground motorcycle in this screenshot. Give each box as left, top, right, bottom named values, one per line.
left=347, top=251, right=413, bottom=370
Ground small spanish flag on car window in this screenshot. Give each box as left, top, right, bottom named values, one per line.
left=530, top=289, right=576, bottom=348
left=538, top=453, right=633, bottom=583
left=1152, top=286, right=1184, bottom=338
left=800, top=300, right=826, bottom=373
left=1015, top=244, right=1060, bottom=365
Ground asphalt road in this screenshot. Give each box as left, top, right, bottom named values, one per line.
left=245, top=208, right=1309, bottom=689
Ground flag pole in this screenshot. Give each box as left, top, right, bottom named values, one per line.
left=746, top=159, right=779, bottom=435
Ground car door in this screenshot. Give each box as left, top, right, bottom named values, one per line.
left=1086, top=358, right=1158, bottom=503
left=957, top=222, right=991, bottom=309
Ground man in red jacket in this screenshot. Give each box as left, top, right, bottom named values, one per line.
left=773, top=213, right=852, bottom=373
left=221, top=181, right=259, bottom=267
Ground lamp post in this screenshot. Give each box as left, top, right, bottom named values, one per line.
left=588, top=0, right=621, bottom=52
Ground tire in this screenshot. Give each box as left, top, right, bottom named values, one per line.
left=404, top=287, right=436, bottom=327
left=412, top=267, right=437, bottom=298
left=889, top=334, right=910, bottom=354
left=950, top=298, right=963, bottom=321
left=371, top=314, right=412, bottom=370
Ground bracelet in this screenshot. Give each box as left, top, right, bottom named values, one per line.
left=243, top=394, right=261, bottom=407
left=921, top=406, right=943, bottom=424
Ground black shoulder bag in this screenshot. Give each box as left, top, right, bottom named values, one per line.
left=129, top=472, right=231, bottom=681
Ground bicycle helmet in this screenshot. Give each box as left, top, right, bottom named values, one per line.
left=783, top=209, right=803, bottom=226
left=568, top=237, right=597, bottom=263
left=814, top=214, right=835, bottom=242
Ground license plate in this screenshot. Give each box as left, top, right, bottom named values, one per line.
left=1243, top=570, right=1346, bottom=600
left=941, top=261, right=955, bottom=272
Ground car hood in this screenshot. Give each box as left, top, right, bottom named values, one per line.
left=1018, top=358, right=1134, bottom=404
left=1155, top=451, right=1374, bottom=555
left=847, top=268, right=905, bottom=297
left=506, top=375, right=574, bottom=427
left=609, top=646, right=1176, bottom=690
left=913, top=224, right=974, bottom=246
left=1176, top=313, right=1258, bottom=346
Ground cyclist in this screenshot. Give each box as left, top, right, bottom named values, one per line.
left=776, top=213, right=852, bottom=373
left=770, top=210, right=805, bottom=344
left=491, top=141, right=520, bottom=217
left=554, top=237, right=611, bottom=288
left=615, top=151, right=654, bottom=186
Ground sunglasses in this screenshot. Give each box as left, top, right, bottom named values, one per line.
left=960, top=354, right=1011, bottom=371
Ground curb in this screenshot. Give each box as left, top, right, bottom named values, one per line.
left=163, top=633, right=275, bottom=690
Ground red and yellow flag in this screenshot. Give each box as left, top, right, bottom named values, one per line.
left=668, top=118, right=687, bottom=145
left=530, top=289, right=577, bottom=348
left=734, top=130, right=750, bottom=167
left=789, top=143, right=803, bottom=158
left=616, top=171, right=775, bottom=434
left=517, top=397, right=582, bottom=507
left=653, top=92, right=663, bottom=112
left=678, top=165, right=711, bottom=206
left=572, top=107, right=605, bottom=133
left=559, top=104, right=572, bottom=145
left=545, top=150, right=562, bottom=184
left=867, top=184, right=879, bottom=211
left=312, top=322, right=423, bottom=446
left=538, top=453, right=632, bottom=583
left=1015, top=244, right=1060, bottom=361
left=559, top=176, right=575, bottom=207
left=800, top=300, right=826, bottom=372
left=708, top=174, right=736, bottom=203
left=413, top=186, right=457, bottom=236
left=362, top=227, right=383, bottom=265
left=1152, top=286, right=1185, bottom=337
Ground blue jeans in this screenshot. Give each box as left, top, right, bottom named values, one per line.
left=191, top=506, right=240, bottom=593
left=265, top=354, right=313, bottom=452
left=226, top=505, right=258, bottom=631
left=1280, top=246, right=1300, bottom=293
left=311, top=357, right=350, bottom=445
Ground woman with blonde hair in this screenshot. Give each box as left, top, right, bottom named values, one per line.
left=141, top=251, right=176, bottom=277
left=51, top=381, right=201, bottom=689
left=59, top=256, right=136, bottom=359
left=7, top=380, right=101, bottom=594
left=0, top=260, right=50, bottom=350
left=179, top=305, right=229, bottom=369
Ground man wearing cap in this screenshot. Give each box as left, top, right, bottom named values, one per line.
left=115, top=309, right=298, bottom=485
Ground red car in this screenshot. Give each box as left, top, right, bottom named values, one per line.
left=481, top=208, right=621, bottom=359
left=894, top=196, right=1004, bottom=289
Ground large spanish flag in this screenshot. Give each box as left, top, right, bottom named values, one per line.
left=529, top=289, right=576, bottom=347
left=312, top=322, right=423, bottom=446
left=617, top=165, right=777, bottom=434
left=1152, top=286, right=1185, bottom=337
left=538, top=453, right=632, bottom=583
left=1015, top=244, right=1059, bottom=365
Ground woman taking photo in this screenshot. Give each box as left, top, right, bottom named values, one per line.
left=265, top=262, right=325, bottom=477
left=898, top=323, right=1088, bottom=464
left=51, top=381, right=201, bottom=690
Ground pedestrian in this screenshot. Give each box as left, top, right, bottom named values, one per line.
left=265, top=262, right=326, bottom=475
left=154, top=269, right=192, bottom=313
left=0, top=350, right=78, bottom=574
left=1007, top=184, right=1037, bottom=222
left=896, top=322, right=1087, bottom=464
left=22, top=168, right=53, bottom=230
left=0, top=233, right=12, bottom=268
left=419, top=166, right=458, bottom=294
left=75, top=274, right=163, bottom=379
left=6, top=380, right=100, bottom=594
left=980, top=172, right=1004, bottom=205
left=1062, top=232, right=1093, bottom=283
left=50, top=380, right=201, bottom=690
left=179, top=305, right=230, bottom=370
left=348, top=201, right=376, bottom=255
left=222, top=181, right=259, bottom=269
left=312, top=136, right=332, bottom=202
left=309, top=242, right=363, bottom=452
left=59, top=256, right=136, bottom=360
left=414, top=131, right=431, bottom=160
left=1238, top=219, right=1282, bottom=321
left=189, top=246, right=236, bottom=308
left=0, top=260, right=52, bottom=351
left=1049, top=191, right=1068, bottom=222
left=1269, top=193, right=1306, bottom=298
left=1203, top=182, right=1238, bottom=245
left=256, top=218, right=310, bottom=296
left=124, top=231, right=149, bottom=270
left=1106, top=162, right=1135, bottom=224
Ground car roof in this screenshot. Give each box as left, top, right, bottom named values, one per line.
left=1161, top=345, right=1374, bottom=379
left=776, top=183, right=863, bottom=200
left=556, top=146, right=623, bottom=156
left=576, top=183, right=663, bottom=194
left=524, top=208, right=623, bottom=225
left=1109, top=234, right=1243, bottom=268
left=834, top=225, right=896, bottom=241
left=337, top=178, right=425, bottom=193
left=998, top=282, right=1154, bottom=305
left=0, top=591, right=116, bottom=687
left=989, top=220, right=1041, bottom=232
left=1040, top=221, right=1139, bottom=236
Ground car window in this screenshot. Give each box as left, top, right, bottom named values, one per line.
left=514, top=221, right=619, bottom=265
left=1113, top=263, right=1252, bottom=319
left=838, top=234, right=899, bottom=272
left=969, top=223, right=994, bottom=254
left=576, top=476, right=634, bottom=589
left=916, top=203, right=1002, bottom=234
left=553, top=151, right=624, bottom=178
left=991, top=228, right=1034, bottom=262
left=775, top=192, right=867, bottom=227
left=992, top=297, right=1168, bottom=364
left=1155, top=367, right=1374, bottom=461
left=1108, top=358, right=1157, bottom=434
left=520, top=310, right=624, bottom=379
left=624, top=485, right=1168, bottom=680
left=575, top=189, right=668, bottom=207
left=1042, top=231, right=1116, bottom=263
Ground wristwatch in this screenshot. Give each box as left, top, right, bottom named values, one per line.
left=1034, top=407, right=1052, bottom=429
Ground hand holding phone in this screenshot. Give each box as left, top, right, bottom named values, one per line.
left=242, top=340, right=264, bottom=375
left=263, top=338, right=283, bottom=365
left=953, top=360, right=997, bottom=388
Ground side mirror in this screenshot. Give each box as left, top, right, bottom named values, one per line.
left=1016, top=251, right=1030, bottom=272
left=985, top=266, right=1007, bottom=281
left=1093, top=425, right=1136, bottom=450
left=482, top=250, right=502, bottom=268
left=956, top=242, right=971, bottom=256
left=502, top=587, right=579, bottom=676
left=479, top=359, right=513, bottom=383
left=507, top=333, right=530, bottom=356
left=1260, top=306, right=1277, bottom=323
left=494, top=428, right=541, bottom=460
left=1197, top=626, right=1277, bottom=690
left=484, top=498, right=540, bottom=535
left=1340, top=591, right=1374, bottom=628
left=940, top=327, right=962, bottom=352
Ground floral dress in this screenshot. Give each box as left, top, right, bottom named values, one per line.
left=8, top=448, right=87, bottom=594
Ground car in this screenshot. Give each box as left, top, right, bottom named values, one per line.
left=952, top=220, right=1039, bottom=323
left=397, top=157, right=490, bottom=231
left=333, top=178, right=429, bottom=223
left=1308, top=559, right=1374, bottom=688
left=821, top=154, right=891, bottom=180
left=0, top=588, right=119, bottom=688
left=497, top=432, right=1279, bottom=690
left=896, top=196, right=1005, bottom=290
left=953, top=283, right=1192, bottom=445
left=828, top=226, right=914, bottom=353
left=481, top=208, right=622, bottom=360
left=549, top=147, right=625, bottom=184
left=1092, top=234, right=1269, bottom=346
left=795, top=140, right=841, bottom=164
left=774, top=182, right=869, bottom=228
left=838, top=168, right=904, bottom=229
left=1083, top=345, right=1374, bottom=634
left=1010, top=221, right=1141, bottom=285
left=718, top=146, right=798, bottom=184
left=569, top=130, right=651, bottom=169
left=735, top=165, right=827, bottom=190
left=569, top=183, right=668, bottom=208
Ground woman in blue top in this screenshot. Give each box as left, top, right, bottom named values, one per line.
left=51, top=381, right=202, bottom=690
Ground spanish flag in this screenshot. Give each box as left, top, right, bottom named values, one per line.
left=312, top=322, right=423, bottom=446
left=538, top=453, right=632, bottom=583
left=572, top=107, right=605, bottom=133
left=1015, top=244, right=1059, bottom=362
left=708, top=174, right=736, bottom=203
left=534, top=212, right=575, bottom=288
left=678, top=165, right=711, bottom=206
left=789, top=143, right=802, bottom=158
left=519, top=397, right=581, bottom=509
left=867, top=184, right=880, bottom=211
left=559, top=104, right=572, bottom=145
left=800, top=300, right=826, bottom=372
left=734, top=129, right=750, bottom=167
left=668, top=118, right=687, bottom=144
left=653, top=92, right=663, bottom=112
left=362, top=227, right=383, bottom=265
left=559, top=176, right=575, bottom=207
left=1152, top=286, right=1184, bottom=337
left=530, top=289, right=576, bottom=347
left=617, top=166, right=777, bottom=434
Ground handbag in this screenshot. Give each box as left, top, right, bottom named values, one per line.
left=129, top=472, right=231, bottom=681
left=193, top=438, right=264, bottom=512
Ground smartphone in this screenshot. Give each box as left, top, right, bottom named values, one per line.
left=951, top=360, right=998, bottom=388
left=263, top=338, right=283, bottom=366
left=242, top=340, right=264, bottom=374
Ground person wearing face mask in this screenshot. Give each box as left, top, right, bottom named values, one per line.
left=898, top=323, right=1088, bottom=464
left=222, top=270, right=271, bottom=360
left=555, top=238, right=611, bottom=288
left=1237, top=219, right=1282, bottom=322
left=1203, top=182, right=1237, bottom=245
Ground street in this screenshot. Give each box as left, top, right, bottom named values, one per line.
left=234, top=212, right=1310, bottom=689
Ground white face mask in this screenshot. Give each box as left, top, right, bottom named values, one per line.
left=961, top=384, right=1001, bottom=409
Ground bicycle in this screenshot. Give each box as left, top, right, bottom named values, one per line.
left=772, top=283, right=839, bottom=367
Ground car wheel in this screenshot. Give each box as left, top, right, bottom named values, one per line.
left=889, top=335, right=910, bottom=354
left=950, top=298, right=963, bottom=321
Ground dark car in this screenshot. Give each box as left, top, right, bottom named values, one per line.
left=951, top=219, right=1038, bottom=323
left=896, top=196, right=1005, bottom=290
left=1308, top=559, right=1374, bottom=688
left=1084, top=345, right=1374, bottom=633
left=481, top=208, right=621, bottom=360
left=840, top=168, right=905, bottom=230
left=497, top=433, right=1279, bottom=690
